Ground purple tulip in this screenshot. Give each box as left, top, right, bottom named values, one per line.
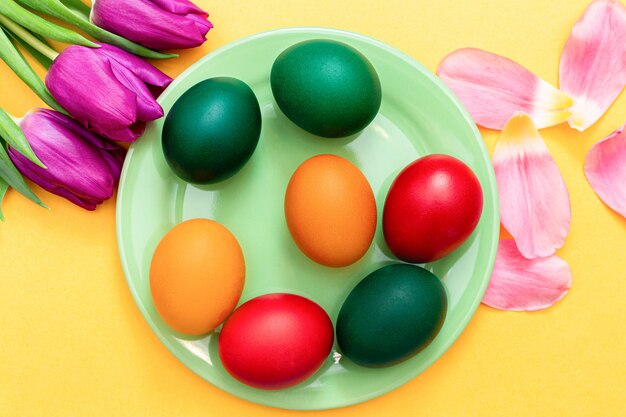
left=46, top=43, right=172, bottom=142
left=91, top=0, right=213, bottom=50
left=9, top=109, right=126, bottom=211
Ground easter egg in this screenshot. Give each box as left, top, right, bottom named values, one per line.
left=218, top=293, right=334, bottom=390
left=336, top=264, right=447, bottom=367
left=150, top=219, right=245, bottom=335
left=162, top=77, right=261, bottom=184
left=285, top=154, right=377, bottom=267
left=271, top=40, right=382, bottom=138
left=383, top=154, right=484, bottom=263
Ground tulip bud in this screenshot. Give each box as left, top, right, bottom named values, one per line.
left=9, top=109, right=126, bottom=210
left=91, top=0, right=213, bottom=50
left=46, top=43, right=173, bottom=142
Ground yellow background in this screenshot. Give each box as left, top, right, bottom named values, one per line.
left=1, top=0, right=624, bottom=416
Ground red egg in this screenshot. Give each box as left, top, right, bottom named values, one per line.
left=218, top=293, right=334, bottom=390
left=383, top=154, right=484, bottom=263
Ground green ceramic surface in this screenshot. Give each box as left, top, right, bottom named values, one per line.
left=116, top=27, right=500, bottom=410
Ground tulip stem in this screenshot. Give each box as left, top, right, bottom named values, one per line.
left=0, top=15, right=59, bottom=60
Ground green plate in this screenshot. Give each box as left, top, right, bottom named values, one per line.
left=116, top=27, right=499, bottom=410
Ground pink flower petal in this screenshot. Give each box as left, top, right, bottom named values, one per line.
left=584, top=123, right=626, bottom=216
left=482, top=240, right=572, bottom=311
left=493, top=113, right=571, bottom=258
left=438, top=48, right=573, bottom=130
left=560, top=0, right=626, bottom=131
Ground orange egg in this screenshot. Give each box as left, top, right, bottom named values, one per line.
left=150, top=219, right=245, bottom=335
left=285, top=154, right=377, bottom=267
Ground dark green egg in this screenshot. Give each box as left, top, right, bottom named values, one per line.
left=162, top=77, right=261, bottom=184
left=336, top=264, right=447, bottom=367
left=270, top=39, right=382, bottom=138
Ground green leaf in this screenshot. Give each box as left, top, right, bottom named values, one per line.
left=0, top=138, right=46, bottom=209
left=5, top=19, right=52, bottom=48
left=5, top=26, right=53, bottom=69
left=0, top=0, right=97, bottom=47
left=0, top=108, right=45, bottom=168
left=0, top=15, right=58, bottom=61
left=59, top=0, right=90, bottom=18
left=0, top=178, right=8, bottom=221
left=0, top=26, right=65, bottom=114
left=16, top=0, right=177, bottom=59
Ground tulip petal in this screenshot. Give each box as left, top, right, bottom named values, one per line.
left=92, top=0, right=211, bottom=50
left=188, top=12, right=214, bottom=34
left=46, top=44, right=171, bottom=141
left=560, top=0, right=626, bottom=131
left=482, top=240, right=572, bottom=311
left=11, top=109, right=124, bottom=210
left=43, top=109, right=127, bottom=175
left=109, top=64, right=164, bottom=121
left=47, top=46, right=139, bottom=140
left=493, top=113, right=571, bottom=258
left=102, top=122, right=146, bottom=143
left=584, top=124, right=626, bottom=216
left=96, top=43, right=172, bottom=95
left=150, top=0, right=208, bottom=16
left=16, top=162, right=100, bottom=210
left=438, top=48, right=573, bottom=130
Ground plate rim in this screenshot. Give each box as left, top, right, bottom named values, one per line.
left=116, top=26, right=500, bottom=410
